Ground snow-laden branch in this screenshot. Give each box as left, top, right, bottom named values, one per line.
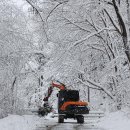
left=46, top=3, right=62, bottom=21
left=99, top=55, right=126, bottom=78
left=78, top=78, right=102, bottom=90
left=25, top=0, right=48, bottom=42
left=68, top=27, right=114, bottom=50
left=78, top=77, right=115, bottom=100
left=87, top=44, right=106, bottom=53
left=104, top=9, right=121, bottom=34
left=48, top=27, right=114, bottom=67
left=2, top=50, right=46, bottom=57
left=62, top=63, right=115, bottom=100
left=46, top=1, right=68, bottom=21
left=63, top=17, right=91, bottom=33
left=84, top=78, right=115, bottom=100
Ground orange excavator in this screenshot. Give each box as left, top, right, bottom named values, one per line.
left=38, top=81, right=89, bottom=123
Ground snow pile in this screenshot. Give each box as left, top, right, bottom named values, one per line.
left=0, top=114, right=44, bottom=130
left=97, top=110, right=130, bottom=130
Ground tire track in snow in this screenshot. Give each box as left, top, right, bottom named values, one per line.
left=56, top=123, right=74, bottom=130
left=35, top=119, right=105, bottom=130
left=35, top=121, right=60, bottom=130
left=46, top=124, right=59, bottom=130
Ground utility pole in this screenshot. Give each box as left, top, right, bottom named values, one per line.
left=88, top=87, right=90, bottom=102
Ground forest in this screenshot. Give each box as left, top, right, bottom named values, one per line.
left=0, top=0, right=130, bottom=118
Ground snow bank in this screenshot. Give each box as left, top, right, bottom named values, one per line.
left=97, top=110, right=130, bottom=130
left=0, top=109, right=7, bottom=119
left=0, top=114, right=43, bottom=130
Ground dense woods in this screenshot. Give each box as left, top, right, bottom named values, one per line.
left=0, top=0, right=130, bottom=118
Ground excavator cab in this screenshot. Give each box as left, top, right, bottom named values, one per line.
left=58, top=90, right=79, bottom=109
left=38, top=81, right=90, bottom=123
left=58, top=90, right=89, bottom=123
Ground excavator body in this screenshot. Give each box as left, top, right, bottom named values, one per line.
left=57, top=90, right=89, bottom=123
left=39, top=81, right=89, bottom=123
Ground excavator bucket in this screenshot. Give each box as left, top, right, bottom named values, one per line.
left=39, top=81, right=66, bottom=116
left=38, top=102, right=53, bottom=116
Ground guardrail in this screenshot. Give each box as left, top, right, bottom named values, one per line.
left=24, top=109, right=105, bottom=119
left=85, top=111, right=105, bottom=119
left=51, top=111, right=105, bottom=118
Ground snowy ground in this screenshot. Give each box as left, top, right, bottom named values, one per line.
left=97, top=110, right=130, bottom=130
left=0, top=111, right=130, bottom=130
left=0, top=114, right=40, bottom=130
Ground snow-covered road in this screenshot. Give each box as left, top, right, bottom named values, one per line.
left=36, top=123, right=104, bottom=130
left=0, top=110, right=130, bottom=130
left=0, top=114, right=103, bottom=130
left=35, top=117, right=104, bottom=130
left=36, top=124, right=104, bottom=130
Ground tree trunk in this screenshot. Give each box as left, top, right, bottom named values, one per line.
left=11, top=77, right=17, bottom=112
left=112, top=0, right=130, bottom=63
left=126, top=0, right=130, bottom=45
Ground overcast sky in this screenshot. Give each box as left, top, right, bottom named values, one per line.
left=13, top=0, right=24, bottom=6
left=13, top=0, right=29, bottom=12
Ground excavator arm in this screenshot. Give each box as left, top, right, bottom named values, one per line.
left=38, top=81, right=66, bottom=116
left=43, top=81, right=66, bottom=102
